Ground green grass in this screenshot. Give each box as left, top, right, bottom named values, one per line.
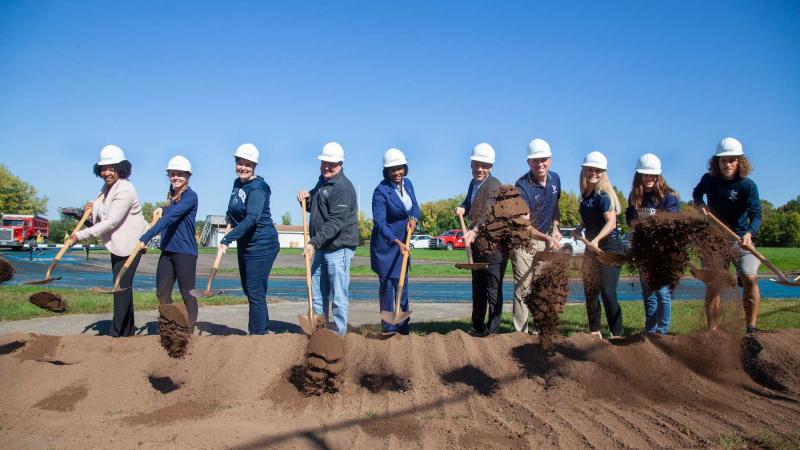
left=2, top=284, right=798, bottom=334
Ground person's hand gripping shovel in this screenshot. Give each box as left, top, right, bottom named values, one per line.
left=380, top=221, right=414, bottom=326
left=454, top=211, right=488, bottom=271
left=90, top=208, right=162, bottom=294
left=574, top=232, right=628, bottom=267
left=298, top=197, right=325, bottom=335
left=25, top=203, right=94, bottom=285
left=190, top=224, right=231, bottom=298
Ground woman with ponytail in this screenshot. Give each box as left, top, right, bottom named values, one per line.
left=139, top=155, right=199, bottom=331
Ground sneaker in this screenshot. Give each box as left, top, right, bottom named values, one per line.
left=527, top=328, right=540, bottom=336
left=746, top=325, right=759, bottom=334
left=590, top=331, right=603, bottom=340
left=468, top=327, right=487, bottom=337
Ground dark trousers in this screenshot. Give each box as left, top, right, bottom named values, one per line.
left=582, top=238, right=623, bottom=336
left=156, top=251, right=198, bottom=329
left=471, top=251, right=508, bottom=334
left=237, top=244, right=279, bottom=335
left=110, top=251, right=142, bottom=337
left=378, top=275, right=409, bottom=334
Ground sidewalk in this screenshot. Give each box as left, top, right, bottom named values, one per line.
left=0, top=302, right=472, bottom=336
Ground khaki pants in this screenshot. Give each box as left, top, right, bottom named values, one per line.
left=511, top=240, right=546, bottom=333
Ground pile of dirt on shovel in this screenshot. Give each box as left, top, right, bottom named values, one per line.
left=158, top=303, right=192, bottom=359
left=629, top=212, right=735, bottom=290
left=289, top=328, right=345, bottom=396
left=524, top=252, right=571, bottom=349
left=0, top=257, right=14, bottom=283
left=29, top=291, right=68, bottom=313
left=474, top=185, right=532, bottom=255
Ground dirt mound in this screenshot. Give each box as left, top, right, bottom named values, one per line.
left=158, top=303, right=191, bottom=359
left=629, top=213, right=735, bottom=290
left=524, top=252, right=571, bottom=349
left=290, top=328, right=345, bottom=396
left=29, top=291, right=68, bottom=313
left=475, top=185, right=532, bottom=255
left=0, top=257, right=14, bottom=283
left=1, top=330, right=800, bottom=449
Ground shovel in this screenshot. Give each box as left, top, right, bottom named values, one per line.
left=381, top=222, right=414, bottom=325
left=90, top=209, right=162, bottom=294
left=25, top=205, right=94, bottom=285
left=190, top=224, right=231, bottom=298
left=702, top=209, right=800, bottom=287
left=576, top=235, right=628, bottom=267
left=454, top=212, right=488, bottom=270
left=298, top=197, right=324, bottom=335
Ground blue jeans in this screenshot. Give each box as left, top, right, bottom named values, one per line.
left=641, top=274, right=671, bottom=335
left=311, top=247, right=355, bottom=335
left=379, top=275, right=409, bottom=334
left=238, top=244, right=279, bottom=335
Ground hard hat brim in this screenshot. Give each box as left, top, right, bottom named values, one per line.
left=581, top=162, right=607, bottom=170
left=635, top=168, right=662, bottom=175
left=470, top=156, right=495, bottom=164
left=97, top=157, right=126, bottom=165
left=527, top=152, right=552, bottom=159
left=714, top=150, right=744, bottom=157
left=318, top=155, right=344, bottom=163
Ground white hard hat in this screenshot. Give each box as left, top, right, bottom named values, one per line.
left=715, top=137, right=744, bottom=157
left=526, top=138, right=552, bottom=159
left=581, top=151, right=608, bottom=170
left=166, top=155, right=192, bottom=173
left=97, top=145, right=127, bottom=165
left=470, top=143, right=496, bottom=164
left=383, top=148, right=408, bottom=167
left=234, top=143, right=260, bottom=164
left=318, top=141, right=345, bottom=163
left=635, top=153, right=662, bottom=175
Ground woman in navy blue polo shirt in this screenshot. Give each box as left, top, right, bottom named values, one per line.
left=139, top=155, right=199, bottom=331
left=370, top=148, right=420, bottom=335
left=574, top=151, right=624, bottom=338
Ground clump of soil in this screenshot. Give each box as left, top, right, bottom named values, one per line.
left=0, top=257, right=14, bottom=283
left=525, top=252, right=571, bottom=349
left=158, top=303, right=191, bottom=359
left=474, top=185, right=532, bottom=256
left=29, top=291, right=68, bottom=313
left=33, top=384, right=89, bottom=411
left=290, top=328, right=345, bottom=396
left=629, top=213, right=735, bottom=290
left=359, top=372, right=410, bottom=393
left=0, top=340, right=26, bottom=355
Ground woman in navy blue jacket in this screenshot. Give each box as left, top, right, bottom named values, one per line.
left=625, top=153, right=680, bottom=335
left=218, top=143, right=280, bottom=335
left=139, top=156, right=199, bottom=331
left=370, top=148, right=420, bottom=334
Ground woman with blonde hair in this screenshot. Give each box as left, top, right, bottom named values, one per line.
left=626, top=153, right=680, bottom=334
left=573, top=151, right=624, bottom=338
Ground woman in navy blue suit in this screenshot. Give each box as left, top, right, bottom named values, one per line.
left=370, top=148, right=420, bottom=334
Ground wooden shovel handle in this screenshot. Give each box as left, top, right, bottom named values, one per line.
left=577, top=235, right=603, bottom=255
left=457, top=212, right=475, bottom=264
left=394, top=222, right=414, bottom=314
left=301, top=197, right=314, bottom=318
left=44, top=205, right=94, bottom=279
left=205, top=224, right=231, bottom=291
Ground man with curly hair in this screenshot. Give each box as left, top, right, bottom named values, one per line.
left=693, top=137, right=762, bottom=333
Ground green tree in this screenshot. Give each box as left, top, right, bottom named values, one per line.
left=0, top=164, right=48, bottom=214
left=779, top=195, right=800, bottom=214
left=758, top=211, right=800, bottom=247
left=419, top=194, right=465, bottom=236
left=281, top=211, right=292, bottom=226
left=357, top=210, right=373, bottom=244
left=557, top=190, right=581, bottom=227
left=141, top=201, right=168, bottom=223
left=613, top=186, right=630, bottom=233
left=48, top=218, right=78, bottom=244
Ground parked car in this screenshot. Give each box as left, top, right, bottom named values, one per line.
left=409, top=234, right=432, bottom=249
left=429, top=229, right=465, bottom=250
left=558, top=227, right=586, bottom=256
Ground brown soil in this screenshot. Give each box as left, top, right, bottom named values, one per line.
left=158, top=303, right=191, bottom=359
left=29, top=291, right=68, bottom=313
left=475, top=185, right=532, bottom=256
left=1, top=330, right=799, bottom=449
left=0, top=257, right=14, bottom=283
left=629, top=212, right=735, bottom=290
left=524, top=252, right=571, bottom=349
left=290, top=328, right=346, bottom=396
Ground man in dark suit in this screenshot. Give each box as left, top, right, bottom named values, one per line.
left=455, top=143, right=507, bottom=336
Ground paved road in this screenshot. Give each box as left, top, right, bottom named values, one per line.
left=0, top=302, right=472, bottom=336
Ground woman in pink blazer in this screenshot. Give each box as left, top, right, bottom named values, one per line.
left=72, top=145, right=147, bottom=337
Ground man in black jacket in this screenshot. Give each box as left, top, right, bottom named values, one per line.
left=297, top=142, right=359, bottom=335
left=455, top=143, right=507, bottom=336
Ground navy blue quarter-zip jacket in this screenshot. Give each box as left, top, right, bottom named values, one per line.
left=692, top=174, right=761, bottom=237
left=140, top=187, right=198, bottom=255
left=222, top=176, right=278, bottom=251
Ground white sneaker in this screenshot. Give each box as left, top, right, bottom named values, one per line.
left=590, top=331, right=603, bottom=340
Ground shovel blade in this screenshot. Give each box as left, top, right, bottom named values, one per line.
left=23, top=277, right=62, bottom=285
left=189, top=289, right=223, bottom=298
left=770, top=278, right=800, bottom=287
left=298, top=314, right=324, bottom=335
left=380, top=309, right=412, bottom=325
left=454, top=263, right=489, bottom=270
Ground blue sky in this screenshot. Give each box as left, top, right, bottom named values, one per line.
left=1, top=1, right=798, bottom=222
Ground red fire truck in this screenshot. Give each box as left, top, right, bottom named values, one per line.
left=0, top=214, right=49, bottom=249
